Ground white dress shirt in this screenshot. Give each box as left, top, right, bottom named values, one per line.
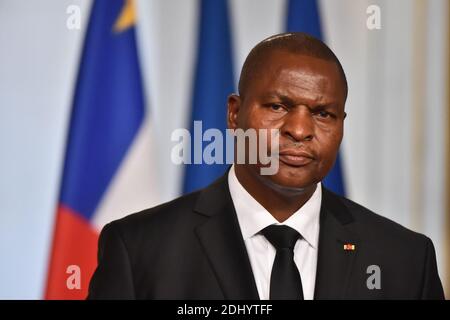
left=228, top=165, right=321, bottom=300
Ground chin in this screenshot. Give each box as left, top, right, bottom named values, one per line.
left=260, top=167, right=320, bottom=192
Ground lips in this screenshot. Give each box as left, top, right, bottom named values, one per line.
left=277, top=149, right=315, bottom=167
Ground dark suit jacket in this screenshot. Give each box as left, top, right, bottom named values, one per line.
left=87, top=175, right=445, bottom=299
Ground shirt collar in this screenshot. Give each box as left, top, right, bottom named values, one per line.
left=228, top=165, right=321, bottom=249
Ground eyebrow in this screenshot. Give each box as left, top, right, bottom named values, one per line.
left=262, top=92, right=296, bottom=105
left=261, top=91, right=336, bottom=108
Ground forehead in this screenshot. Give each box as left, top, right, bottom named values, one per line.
left=247, top=51, right=345, bottom=104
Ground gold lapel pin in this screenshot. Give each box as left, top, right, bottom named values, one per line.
left=343, top=243, right=356, bottom=251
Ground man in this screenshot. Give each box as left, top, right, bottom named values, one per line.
left=88, top=33, right=444, bottom=299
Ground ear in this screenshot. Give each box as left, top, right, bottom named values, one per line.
left=227, top=94, right=241, bottom=130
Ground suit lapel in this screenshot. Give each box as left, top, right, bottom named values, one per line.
left=193, top=175, right=259, bottom=299
left=192, top=177, right=360, bottom=300
left=314, top=188, right=359, bottom=299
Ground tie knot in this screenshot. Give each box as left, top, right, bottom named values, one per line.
left=261, top=225, right=300, bottom=250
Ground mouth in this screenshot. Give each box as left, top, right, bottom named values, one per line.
left=277, top=150, right=315, bottom=167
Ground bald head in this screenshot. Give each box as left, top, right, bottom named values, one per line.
left=238, top=32, right=348, bottom=100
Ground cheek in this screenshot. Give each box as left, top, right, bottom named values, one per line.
left=237, top=105, right=256, bottom=128
left=315, top=124, right=343, bottom=157
left=316, top=120, right=343, bottom=139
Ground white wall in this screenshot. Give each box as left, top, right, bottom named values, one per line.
left=0, top=0, right=90, bottom=298
left=0, top=0, right=447, bottom=298
left=321, top=0, right=449, bottom=288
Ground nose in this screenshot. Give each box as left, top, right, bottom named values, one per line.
left=280, top=106, right=314, bottom=143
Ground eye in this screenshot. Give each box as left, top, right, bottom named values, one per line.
left=315, top=110, right=334, bottom=119
left=270, top=103, right=284, bottom=111
left=318, top=111, right=330, bottom=118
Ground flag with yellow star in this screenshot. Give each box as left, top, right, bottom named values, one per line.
left=45, top=0, right=160, bottom=299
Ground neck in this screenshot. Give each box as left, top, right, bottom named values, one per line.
left=234, top=165, right=317, bottom=222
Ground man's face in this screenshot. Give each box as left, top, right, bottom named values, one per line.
left=228, top=50, right=346, bottom=190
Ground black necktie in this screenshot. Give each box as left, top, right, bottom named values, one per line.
left=261, top=225, right=304, bottom=300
